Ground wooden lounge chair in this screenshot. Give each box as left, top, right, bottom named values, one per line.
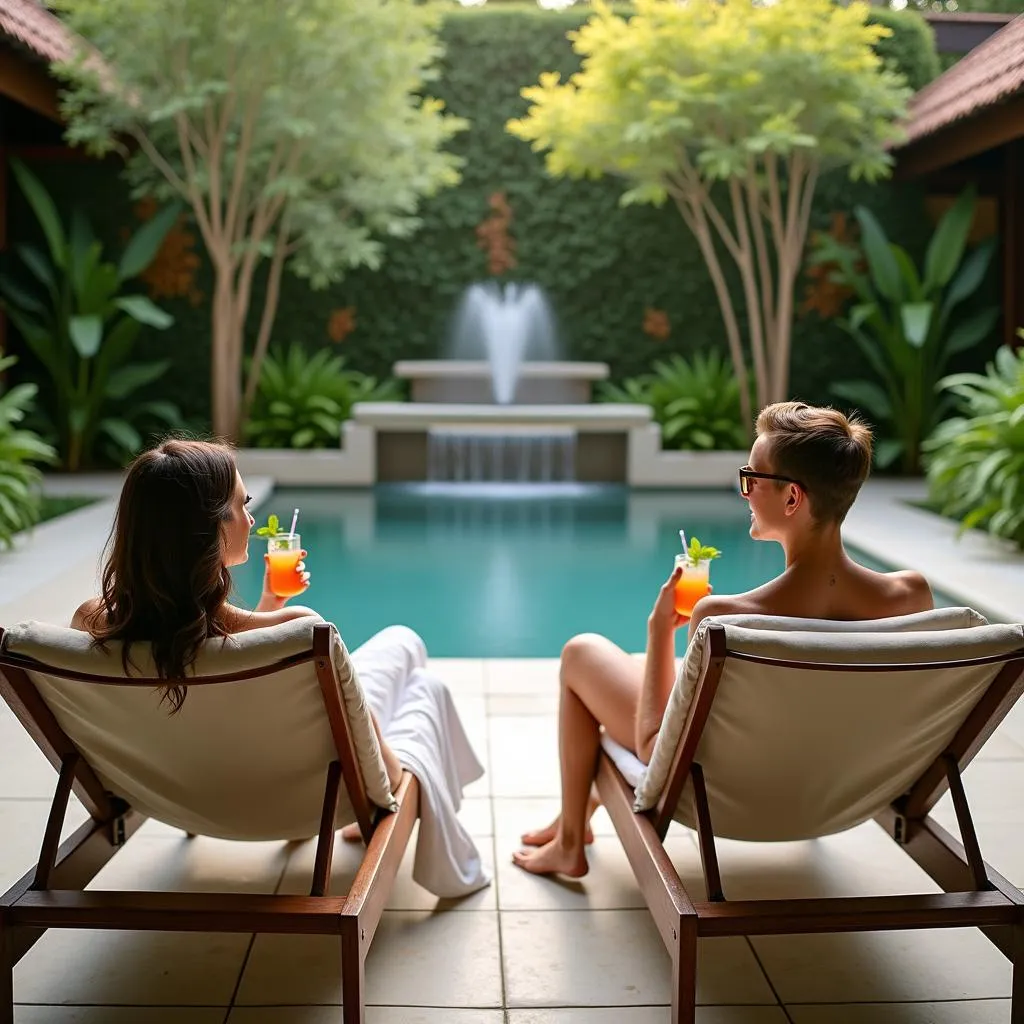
left=0, top=616, right=417, bottom=1024
left=595, top=607, right=1024, bottom=1023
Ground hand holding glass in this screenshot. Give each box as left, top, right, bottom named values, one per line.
left=673, top=553, right=711, bottom=617
left=266, top=534, right=307, bottom=599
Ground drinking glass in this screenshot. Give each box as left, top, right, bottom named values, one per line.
left=267, top=534, right=306, bottom=599
left=673, top=553, right=711, bottom=617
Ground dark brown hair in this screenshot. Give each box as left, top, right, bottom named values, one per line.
left=755, top=402, right=873, bottom=525
left=87, top=439, right=238, bottom=711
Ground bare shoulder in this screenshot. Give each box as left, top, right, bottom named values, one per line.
left=70, top=597, right=103, bottom=632
left=221, top=603, right=321, bottom=634
left=687, top=592, right=762, bottom=637
left=885, top=569, right=934, bottom=615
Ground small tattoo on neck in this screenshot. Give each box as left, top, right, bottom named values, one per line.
left=829, top=574, right=837, bottom=587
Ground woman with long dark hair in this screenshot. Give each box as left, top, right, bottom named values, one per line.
left=72, top=439, right=489, bottom=896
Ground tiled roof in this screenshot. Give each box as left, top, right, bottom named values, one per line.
left=900, top=14, right=1024, bottom=146
left=0, top=0, right=80, bottom=65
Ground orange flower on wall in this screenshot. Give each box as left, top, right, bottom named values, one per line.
left=802, top=211, right=860, bottom=320
left=328, top=307, right=356, bottom=344
left=643, top=307, right=671, bottom=341
left=129, top=197, right=204, bottom=307
left=475, top=191, right=517, bottom=277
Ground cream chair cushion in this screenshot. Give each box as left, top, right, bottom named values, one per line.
left=2, top=617, right=395, bottom=841
left=633, top=608, right=1024, bottom=841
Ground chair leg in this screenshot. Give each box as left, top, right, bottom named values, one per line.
left=670, top=917, right=698, bottom=1024
left=340, top=916, right=365, bottom=1024
left=1012, top=921, right=1024, bottom=1024
left=0, top=916, right=14, bottom=1024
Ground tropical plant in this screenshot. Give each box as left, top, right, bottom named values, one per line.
left=0, top=354, right=58, bottom=548
left=508, top=0, right=910, bottom=432
left=54, top=0, right=465, bottom=441
left=923, top=340, right=1024, bottom=549
left=599, top=351, right=748, bottom=451
left=0, top=159, right=183, bottom=470
left=244, top=345, right=403, bottom=450
left=811, top=187, right=1000, bottom=474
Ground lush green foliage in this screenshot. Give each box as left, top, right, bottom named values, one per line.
left=507, top=0, right=912, bottom=424
left=5, top=6, right=942, bottom=429
left=924, top=342, right=1024, bottom=549
left=0, top=354, right=57, bottom=548
left=599, top=351, right=747, bottom=451
left=812, top=188, right=999, bottom=474
left=0, top=160, right=182, bottom=470
left=869, top=7, right=941, bottom=91
left=54, top=0, right=465, bottom=439
left=244, top=345, right=403, bottom=449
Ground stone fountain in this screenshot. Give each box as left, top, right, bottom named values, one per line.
left=350, top=282, right=653, bottom=483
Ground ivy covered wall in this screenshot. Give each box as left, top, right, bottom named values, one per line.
left=7, top=5, right=959, bottom=426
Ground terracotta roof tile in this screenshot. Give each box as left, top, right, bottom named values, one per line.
left=900, top=14, right=1024, bottom=146
left=0, top=0, right=80, bottom=65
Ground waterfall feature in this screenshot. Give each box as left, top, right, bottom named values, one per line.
left=427, top=427, right=576, bottom=483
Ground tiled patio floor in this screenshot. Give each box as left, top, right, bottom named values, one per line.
left=2, top=476, right=1023, bottom=1021
left=2, top=654, right=1023, bottom=1022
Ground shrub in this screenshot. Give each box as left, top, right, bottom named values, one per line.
left=599, top=351, right=747, bottom=451
left=0, top=354, right=58, bottom=547
left=924, top=341, right=1024, bottom=549
left=244, top=345, right=403, bottom=449
left=811, top=187, right=999, bottom=474
left=0, top=159, right=182, bottom=470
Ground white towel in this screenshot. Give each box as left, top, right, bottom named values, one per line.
left=352, top=626, right=491, bottom=898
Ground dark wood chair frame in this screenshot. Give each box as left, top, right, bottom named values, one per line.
left=0, top=623, right=418, bottom=1024
left=595, top=624, right=1024, bottom=1024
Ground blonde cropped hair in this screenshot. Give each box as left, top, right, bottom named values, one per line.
left=755, top=402, right=873, bottom=525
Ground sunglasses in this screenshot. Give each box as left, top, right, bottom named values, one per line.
left=738, top=465, right=805, bottom=497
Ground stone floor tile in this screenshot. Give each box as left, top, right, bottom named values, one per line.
left=235, top=910, right=502, bottom=1007
left=13, top=930, right=249, bottom=1006
left=752, top=929, right=1011, bottom=1003
left=488, top=716, right=559, bottom=797
left=676, top=821, right=943, bottom=902
left=14, top=1010, right=225, bottom=1023
left=0, top=797, right=89, bottom=890
left=229, top=1009, right=503, bottom=1024
left=787, top=1002, right=1012, bottom=1023
left=502, top=910, right=775, bottom=1007
left=508, top=1010, right=789, bottom=1024
left=89, top=832, right=292, bottom=894
left=486, top=693, right=559, bottom=716
left=485, top=659, right=560, bottom=695
left=428, top=658, right=487, bottom=694
left=0, top=713, right=58, bottom=798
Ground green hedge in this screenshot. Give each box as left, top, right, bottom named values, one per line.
left=7, top=5, right=948, bottom=427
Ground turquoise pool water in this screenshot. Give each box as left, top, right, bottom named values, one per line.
left=235, top=484, right=790, bottom=657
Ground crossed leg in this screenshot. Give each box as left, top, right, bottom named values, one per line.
left=512, top=633, right=645, bottom=877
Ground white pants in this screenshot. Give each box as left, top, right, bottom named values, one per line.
left=350, top=626, right=490, bottom=898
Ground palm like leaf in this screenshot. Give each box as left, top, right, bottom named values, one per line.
left=245, top=345, right=403, bottom=449
left=815, top=188, right=1000, bottom=474
left=924, top=344, right=1024, bottom=549
left=599, top=351, right=747, bottom=451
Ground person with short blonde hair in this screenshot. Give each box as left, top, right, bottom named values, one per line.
left=513, top=401, right=933, bottom=879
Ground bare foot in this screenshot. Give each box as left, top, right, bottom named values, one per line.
left=340, top=822, right=363, bottom=843
left=512, top=839, right=588, bottom=878
left=521, top=793, right=600, bottom=847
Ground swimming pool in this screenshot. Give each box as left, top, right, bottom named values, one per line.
left=235, top=484, right=925, bottom=657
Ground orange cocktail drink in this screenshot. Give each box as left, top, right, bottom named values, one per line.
left=267, top=534, right=305, bottom=598
left=673, top=554, right=710, bottom=617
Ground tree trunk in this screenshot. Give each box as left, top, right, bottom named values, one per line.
left=211, top=272, right=243, bottom=442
